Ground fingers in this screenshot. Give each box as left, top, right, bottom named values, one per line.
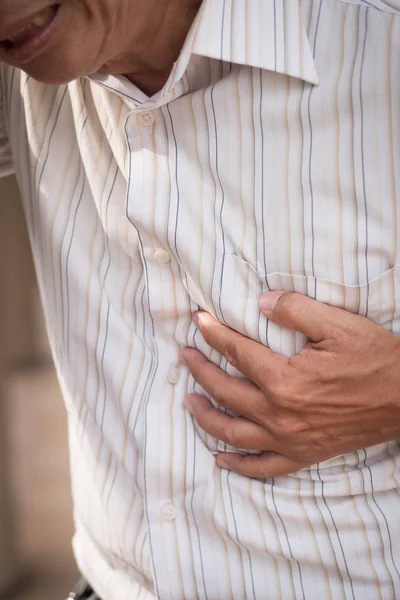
left=216, top=451, right=307, bottom=479
left=259, top=291, right=360, bottom=342
left=185, top=393, right=278, bottom=451
left=186, top=312, right=286, bottom=388
left=185, top=392, right=308, bottom=476
left=180, top=348, right=269, bottom=422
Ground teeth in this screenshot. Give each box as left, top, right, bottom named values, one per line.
left=9, top=25, right=32, bottom=42
left=6, top=7, right=54, bottom=43
left=32, top=8, right=52, bottom=28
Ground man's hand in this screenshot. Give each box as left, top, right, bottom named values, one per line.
left=180, top=291, right=400, bottom=478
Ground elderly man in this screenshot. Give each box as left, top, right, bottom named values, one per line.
left=1, top=0, right=400, bottom=598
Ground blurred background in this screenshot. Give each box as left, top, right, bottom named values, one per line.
left=0, top=176, right=78, bottom=600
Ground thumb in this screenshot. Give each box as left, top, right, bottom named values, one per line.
left=258, top=291, right=352, bottom=341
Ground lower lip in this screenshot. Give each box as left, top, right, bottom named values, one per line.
left=0, top=5, right=61, bottom=64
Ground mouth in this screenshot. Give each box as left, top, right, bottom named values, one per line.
left=0, top=4, right=61, bottom=63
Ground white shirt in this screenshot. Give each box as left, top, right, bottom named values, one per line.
left=1, top=0, right=400, bottom=598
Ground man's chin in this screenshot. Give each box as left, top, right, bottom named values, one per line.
left=29, top=71, right=84, bottom=85
left=16, top=55, right=100, bottom=85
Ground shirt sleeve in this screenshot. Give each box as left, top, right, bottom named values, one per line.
left=0, top=74, right=14, bottom=178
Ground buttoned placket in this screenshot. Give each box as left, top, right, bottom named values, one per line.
left=123, top=99, right=188, bottom=596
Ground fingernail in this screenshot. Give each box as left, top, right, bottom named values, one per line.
left=184, top=395, right=195, bottom=415
left=193, top=311, right=207, bottom=328
left=192, top=312, right=200, bottom=327
left=259, top=291, right=284, bottom=313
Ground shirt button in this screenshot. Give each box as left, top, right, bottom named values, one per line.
left=153, top=248, right=171, bottom=264
left=137, top=111, right=155, bottom=127
left=167, top=367, right=181, bottom=385
left=160, top=501, right=176, bottom=522
left=143, top=247, right=154, bottom=259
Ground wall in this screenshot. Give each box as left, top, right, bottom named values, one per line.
left=0, top=176, right=78, bottom=599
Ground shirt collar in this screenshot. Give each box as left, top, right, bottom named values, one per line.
left=89, top=0, right=319, bottom=106
left=169, top=0, right=320, bottom=90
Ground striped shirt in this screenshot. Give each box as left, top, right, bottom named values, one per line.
left=1, top=0, right=400, bottom=598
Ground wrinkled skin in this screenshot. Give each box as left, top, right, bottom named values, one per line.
left=181, top=291, right=400, bottom=478
left=0, top=0, right=201, bottom=89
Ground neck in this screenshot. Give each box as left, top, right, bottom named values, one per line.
left=103, top=0, right=202, bottom=96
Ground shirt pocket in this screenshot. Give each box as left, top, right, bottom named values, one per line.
left=183, top=252, right=400, bottom=359
left=182, top=255, right=400, bottom=476
left=336, top=0, right=400, bottom=14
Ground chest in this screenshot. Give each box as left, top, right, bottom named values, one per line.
left=3, top=4, right=400, bottom=353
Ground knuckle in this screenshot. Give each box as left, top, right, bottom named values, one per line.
left=334, top=323, right=358, bottom=345
left=254, top=459, right=277, bottom=480
left=332, top=311, right=366, bottom=343
left=248, top=466, right=270, bottom=479
left=194, top=405, right=211, bottom=428
left=223, top=420, right=242, bottom=448
left=271, top=413, right=308, bottom=439
left=194, top=413, right=211, bottom=433
left=269, top=369, right=312, bottom=412
left=269, top=379, right=295, bottom=410
left=223, top=339, right=240, bottom=370
left=270, top=415, right=292, bottom=437
left=236, top=460, right=265, bottom=479
left=208, top=381, right=229, bottom=407
left=278, top=294, right=306, bottom=325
